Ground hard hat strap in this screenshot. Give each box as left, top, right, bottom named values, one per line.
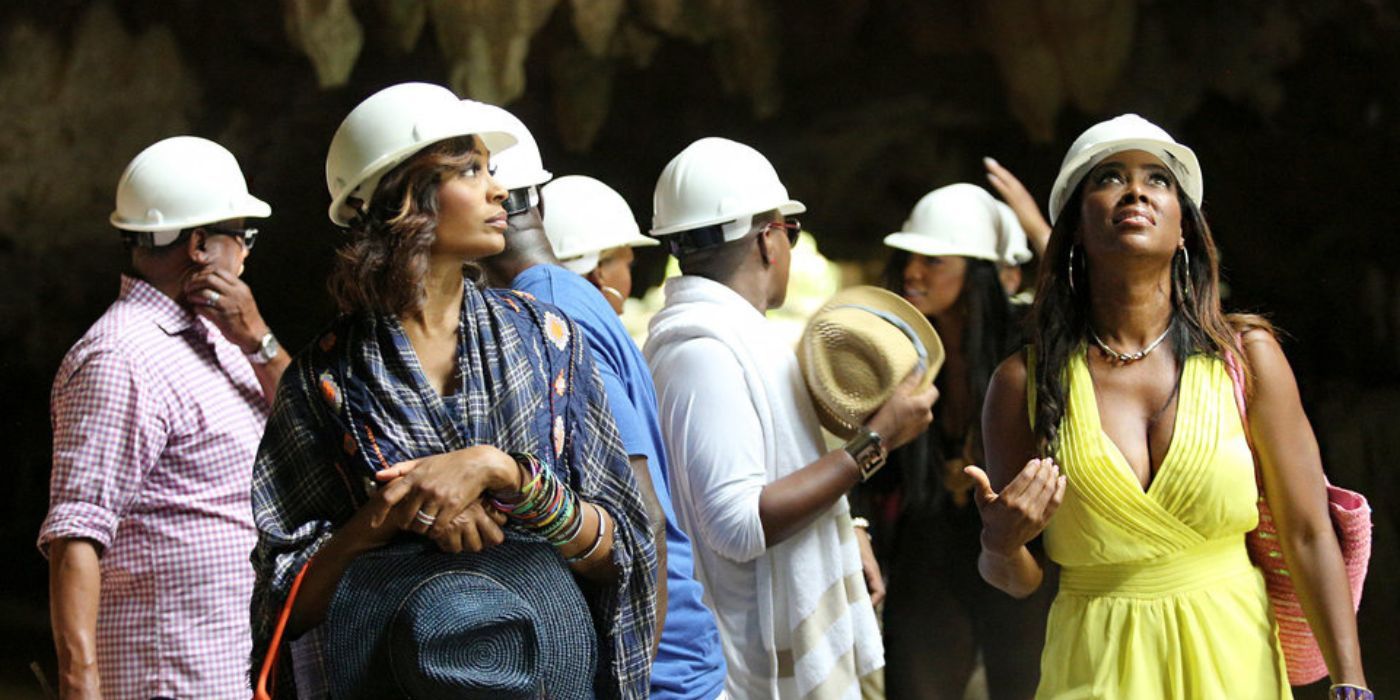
left=665, top=214, right=755, bottom=256
left=666, top=224, right=726, bottom=256
left=121, top=229, right=184, bottom=249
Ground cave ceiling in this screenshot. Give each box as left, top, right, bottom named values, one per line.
left=1, top=0, right=1398, bottom=379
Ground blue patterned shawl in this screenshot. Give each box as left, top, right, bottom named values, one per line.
left=250, top=277, right=656, bottom=699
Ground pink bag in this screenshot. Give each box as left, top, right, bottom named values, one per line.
left=1224, top=351, right=1372, bottom=685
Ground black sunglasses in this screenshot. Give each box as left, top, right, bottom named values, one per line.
left=203, top=224, right=259, bottom=250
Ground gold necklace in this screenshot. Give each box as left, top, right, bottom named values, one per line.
left=1090, top=322, right=1172, bottom=364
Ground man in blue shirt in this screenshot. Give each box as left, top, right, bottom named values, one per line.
left=476, top=104, right=728, bottom=700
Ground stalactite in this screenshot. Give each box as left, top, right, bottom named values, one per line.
left=704, top=0, right=782, bottom=119
left=550, top=44, right=616, bottom=152
left=430, top=0, right=559, bottom=105
left=282, top=0, right=364, bottom=88
left=374, top=0, right=428, bottom=54
left=0, top=1, right=199, bottom=248
left=568, top=0, right=626, bottom=57
left=977, top=0, right=1136, bottom=142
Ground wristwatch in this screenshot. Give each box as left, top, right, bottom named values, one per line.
left=844, top=427, right=888, bottom=482
left=247, top=331, right=280, bottom=365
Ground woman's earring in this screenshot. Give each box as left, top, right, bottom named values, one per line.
left=1177, top=245, right=1193, bottom=302
left=1067, top=245, right=1081, bottom=295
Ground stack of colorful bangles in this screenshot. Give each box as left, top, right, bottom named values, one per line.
left=490, top=452, right=605, bottom=563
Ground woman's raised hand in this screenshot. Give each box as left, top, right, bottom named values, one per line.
left=963, top=458, right=1066, bottom=554
left=983, top=157, right=1051, bottom=256
left=368, top=445, right=522, bottom=544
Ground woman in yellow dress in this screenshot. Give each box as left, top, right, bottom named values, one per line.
left=964, top=114, right=1370, bottom=698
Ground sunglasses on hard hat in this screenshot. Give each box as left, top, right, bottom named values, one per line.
left=202, top=224, right=259, bottom=250
left=762, top=218, right=801, bottom=247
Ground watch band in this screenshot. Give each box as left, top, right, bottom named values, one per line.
left=844, top=428, right=888, bottom=482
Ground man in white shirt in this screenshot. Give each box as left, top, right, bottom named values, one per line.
left=643, top=137, right=937, bottom=699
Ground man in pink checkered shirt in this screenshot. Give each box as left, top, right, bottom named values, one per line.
left=37, top=136, right=290, bottom=699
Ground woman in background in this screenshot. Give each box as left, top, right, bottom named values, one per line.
left=854, top=183, right=1051, bottom=699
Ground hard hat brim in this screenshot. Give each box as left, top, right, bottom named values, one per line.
left=110, top=193, right=272, bottom=233
left=494, top=167, right=553, bottom=191
left=1048, top=136, right=1201, bottom=225
left=650, top=199, right=806, bottom=237
left=882, top=232, right=1001, bottom=262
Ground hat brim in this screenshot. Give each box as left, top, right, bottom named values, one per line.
left=650, top=199, right=805, bottom=236
left=882, top=232, right=1001, bottom=262
left=324, top=533, right=595, bottom=699
left=110, top=193, right=272, bottom=233
left=494, top=167, right=553, bottom=191
left=799, top=286, right=945, bottom=438
left=1049, top=137, right=1201, bottom=225
left=624, top=232, right=661, bottom=248
left=561, top=231, right=661, bottom=259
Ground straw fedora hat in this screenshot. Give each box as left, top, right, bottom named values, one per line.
left=799, top=286, right=944, bottom=439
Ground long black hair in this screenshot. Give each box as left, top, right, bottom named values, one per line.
left=879, top=250, right=1020, bottom=511
left=1030, top=180, right=1272, bottom=457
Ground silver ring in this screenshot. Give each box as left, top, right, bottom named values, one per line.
left=414, top=509, right=437, bottom=526
left=205, top=290, right=221, bottom=305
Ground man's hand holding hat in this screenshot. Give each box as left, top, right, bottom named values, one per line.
left=865, top=369, right=938, bottom=453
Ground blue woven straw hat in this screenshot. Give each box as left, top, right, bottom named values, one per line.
left=324, top=531, right=597, bottom=699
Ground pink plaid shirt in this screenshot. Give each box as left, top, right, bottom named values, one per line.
left=38, top=275, right=268, bottom=700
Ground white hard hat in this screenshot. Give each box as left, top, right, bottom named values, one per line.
left=1048, top=113, right=1202, bottom=225
left=650, top=137, right=805, bottom=240
left=995, top=201, right=1033, bottom=266
left=110, top=136, right=271, bottom=245
left=540, top=175, right=658, bottom=274
left=466, top=101, right=552, bottom=191
left=883, top=184, right=1010, bottom=263
left=325, top=82, right=518, bottom=227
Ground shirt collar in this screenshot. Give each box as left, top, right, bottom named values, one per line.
left=120, top=274, right=206, bottom=337
left=663, top=275, right=766, bottom=321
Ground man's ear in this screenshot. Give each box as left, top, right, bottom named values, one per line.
left=584, top=267, right=607, bottom=292
left=186, top=228, right=210, bottom=264
left=756, top=229, right=773, bottom=267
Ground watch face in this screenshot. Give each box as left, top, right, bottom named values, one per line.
left=255, top=334, right=279, bottom=362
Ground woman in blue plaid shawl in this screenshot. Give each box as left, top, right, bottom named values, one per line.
left=249, top=84, right=656, bottom=699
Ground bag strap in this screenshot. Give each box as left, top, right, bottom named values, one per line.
left=1222, top=349, right=1251, bottom=437
left=1222, top=347, right=1265, bottom=488
left=254, top=561, right=311, bottom=700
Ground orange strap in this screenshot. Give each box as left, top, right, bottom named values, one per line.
left=253, top=561, right=311, bottom=700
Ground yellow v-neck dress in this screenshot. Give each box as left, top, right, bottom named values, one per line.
left=1032, top=350, right=1290, bottom=699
